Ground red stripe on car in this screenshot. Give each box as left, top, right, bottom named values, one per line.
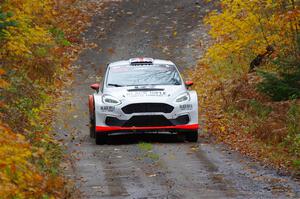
left=95, top=124, right=199, bottom=132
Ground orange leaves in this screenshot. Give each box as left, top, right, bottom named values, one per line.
left=0, top=69, right=10, bottom=89
left=0, top=79, right=10, bottom=89
left=0, top=69, right=6, bottom=75
left=107, top=47, right=115, bottom=54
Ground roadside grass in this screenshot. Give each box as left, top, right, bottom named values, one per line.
left=138, top=142, right=160, bottom=161
left=248, top=100, right=272, bottom=120
left=145, top=153, right=160, bottom=161
left=284, top=101, right=300, bottom=157
left=138, top=142, right=153, bottom=151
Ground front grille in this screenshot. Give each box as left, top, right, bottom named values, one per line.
left=105, top=116, right=125, bottom=126
left=173, top=115, right=190, bottom=125
left=105, top=115, right=190, bottom=127
left=122, top=103, right=174, bottom=114
left=124, top=115, right=173, bottom=127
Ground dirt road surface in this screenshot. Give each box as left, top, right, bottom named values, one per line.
left=55, top=0, right=300, bottom=198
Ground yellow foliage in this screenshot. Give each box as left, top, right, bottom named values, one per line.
left=0, top=124, right=65, bottom=199
left=0, top=124, right=42, bottom=198
left=0, top=0, right=54, bottom=58
left=0, top=79, right=10, bottom=89
left=203, top=0, right=299, bottom=76
left=0, top=0, right=87, bottom=197
left=191, top=0, right=300, bottom=172
left=194, top=0, right=300, bottom=129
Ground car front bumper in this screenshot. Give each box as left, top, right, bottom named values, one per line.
left=95, top=124, right=199, bottom=132
left=94, top=94, right=198, bottom=133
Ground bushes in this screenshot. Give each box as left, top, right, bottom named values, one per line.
left=0, top=125, right=65, bottom=198
left=248, top=99, right=272, bottom=120
left=0, top=0, right=89, bottom=197
left=50, top=27, right=72, bottom=47
left=0, top=0, right=65, bottom=195
left=2, top=71, right=47, bottom=133
left=284, top=101, right=300, bottom=155
left=191, top=0, right=300, bottom=172
left=257, top=71, right=300, bottom=101
left=0, top=11, right=17, bottom=39
left=284, top=101, right=300, bottom=172
left=257, top=35, right=300, bottom=101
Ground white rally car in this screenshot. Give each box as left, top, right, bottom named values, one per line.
left=88, top=58, right=199, bottom=144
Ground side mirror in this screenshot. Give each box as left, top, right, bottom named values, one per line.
left=185, top=81, right=194, bottom=87
left=90, top=83, right=100, bottom=91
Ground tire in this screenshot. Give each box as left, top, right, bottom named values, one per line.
left=185, top=130, right=198, bottom=142
left=89, top=95, right=95, bottom=138
left=95, top=133, right=107, bottom=145
left=89, top=118, right=95, bottom=138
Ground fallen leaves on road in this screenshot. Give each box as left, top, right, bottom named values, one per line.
left=148, top=174, right=157, bottom=177
left=107, top=48, right=115, bottom=54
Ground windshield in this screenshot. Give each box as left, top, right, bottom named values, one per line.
left=106, top=64, right=182, bottom=87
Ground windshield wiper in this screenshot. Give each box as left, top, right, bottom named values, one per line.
left=108, top=83, right=124, bottom=87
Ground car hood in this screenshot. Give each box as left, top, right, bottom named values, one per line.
left=103, top=85, right=186, bottom=103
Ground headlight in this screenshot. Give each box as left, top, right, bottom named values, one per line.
left=102, top=95, right=121, bottom=105
left=175, top=92, right=190, bottom=103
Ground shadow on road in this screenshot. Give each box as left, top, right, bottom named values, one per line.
left=99, top=133, right=187, bottom=145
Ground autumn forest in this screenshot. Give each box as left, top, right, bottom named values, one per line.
left=1, top=0, right=299, bottom=198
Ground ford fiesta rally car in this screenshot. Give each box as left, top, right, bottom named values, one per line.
left=89, top=58, right=199, bottom=144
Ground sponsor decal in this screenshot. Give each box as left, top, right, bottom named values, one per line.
left=179, top=104, right=193, bottom=110
left=127, top=91, right=166, bottom=97
left=99, top=106, right=115, bottom=112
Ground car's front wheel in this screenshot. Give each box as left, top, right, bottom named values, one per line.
left=89, top=95, right=96, bottom=138
left=89, top=118, right=95, bottom=138
left=95, top=133, right=108, bottom=145
left=185, top=130, right=198, bottom=142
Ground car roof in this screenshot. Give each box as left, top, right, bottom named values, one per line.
left=108, top=58, right=175, bottom=67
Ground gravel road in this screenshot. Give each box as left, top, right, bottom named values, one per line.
left=55, top=0, right=300, bottom=198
